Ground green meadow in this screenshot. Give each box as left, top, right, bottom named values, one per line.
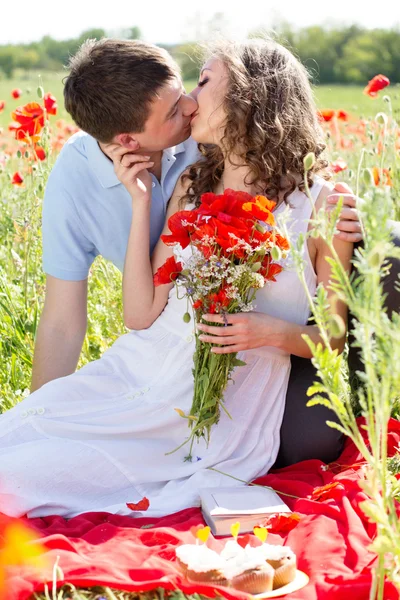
left=1, top=72, right=400, bottom=129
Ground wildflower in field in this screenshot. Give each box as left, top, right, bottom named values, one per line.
left=11, top=88, right=22, bottom=99
left=318, top=109, right=349, bottom=122
left=9, top=102, right=45, bottom=144
left=0, top=102, right=5, bottom=113
left=372, top=166, right=392, bottom=186
left=331, top=159, right=348, bottom=173
left=33, top=145, right=46, bottom=161
left=11, top=172, right=24, bottom=186
left=44, top=92, right=57, bottom=116
left=363, top=74, right=390, bottom=97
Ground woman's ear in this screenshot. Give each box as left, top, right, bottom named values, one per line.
left=115, top=133, right=139, bottom=150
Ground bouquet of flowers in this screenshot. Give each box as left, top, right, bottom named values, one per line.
left=153, top=189, right=289, bottom=461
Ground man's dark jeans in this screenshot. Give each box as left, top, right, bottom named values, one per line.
left=273, top=224, right=400, bottom=469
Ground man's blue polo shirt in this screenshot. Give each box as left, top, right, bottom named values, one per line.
left=41, top=131, right=200, bottom=281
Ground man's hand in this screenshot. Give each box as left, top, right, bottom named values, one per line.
left=328, top=182, right=363, bottom=243
left=103, top=143, right=154, bottom=204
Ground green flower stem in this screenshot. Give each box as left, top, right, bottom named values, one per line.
left=208, top=467, right=300, bottom=500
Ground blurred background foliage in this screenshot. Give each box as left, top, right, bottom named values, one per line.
left=0, top=19, right=399, bottom=84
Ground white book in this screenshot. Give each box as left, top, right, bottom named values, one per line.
left=199, top=486, right=291, bottom=537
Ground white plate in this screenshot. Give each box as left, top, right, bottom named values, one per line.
left=252, top=570, right=309, bottom=598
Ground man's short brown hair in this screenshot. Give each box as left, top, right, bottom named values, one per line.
left=64, top=39, right=181, bottom=143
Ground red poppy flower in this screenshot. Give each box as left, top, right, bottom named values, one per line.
left=198, top=189, right=256, bottom=224
left=207, top=288, right=231, bottom=314
left=318, top=109, right=349, bottom=122
left=11, top=172, right=24, bottom=186
left=372, top=167, right=392, bottom=186
left=34, top=145, right=46, bottom=161
left=331, top=159, right=348, bottom=173
left=0, top=101, right=5, bottom=112
left=11, top=88, right=22, bottom=99
left=192, top=299, right=203, bottom=310
left=161, top=210, right=198, bottom=248
left=126, top=497, right=150, bottom=511
left=259, top=255, right=284, bottom=281
left=44, top=92, right=58, bottom=116
left=263, top=262, right=283, bottom=282
left=153, top=256, right=183, bottom=286
left=336, top=110, right=349, bottom=121
left=363, top=74, right=390, bottom=97
left=10, top=102, right=45, bottom=143
left=262, top=512, right=301, bottom=533
left=311, top=482, right=345, bottom=502
left=242, top=195, right=276, bottom=225
left=274, top=232, right=290, bottom=252
left=318, top=109, right=336, bottom=122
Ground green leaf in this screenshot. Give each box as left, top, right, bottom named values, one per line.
left=232, top=358, right=247, bottom=367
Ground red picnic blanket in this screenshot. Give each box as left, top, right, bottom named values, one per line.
left=4, top=418, right=400, bottom=600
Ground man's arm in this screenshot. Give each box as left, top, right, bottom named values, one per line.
left=30, top=276, right=88, bottom=393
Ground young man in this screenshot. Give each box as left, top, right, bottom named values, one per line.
left=32, top=38, right=364, bottom=466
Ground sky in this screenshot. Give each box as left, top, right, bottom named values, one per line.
left=1, top=0, right=399, bottom=45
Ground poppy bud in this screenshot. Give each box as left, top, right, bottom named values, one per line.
left=369, top=244, right=386, bottom=268
left=251, top=262, right=262, bottom=272
left=24, top=151, right=29, bottom=159
left=375, top=112, right=388, bottom=126
left=271, top=246, right=282, bottom=261
left=183, top=312, right=191, bottom=323
left=329, top=314, right=346, bottom=339
left=254, top=222, right=266, bottom=233
left=303, top=152, right=316, bottom=172
left=37, top=86, right=44, bottom=99
left=363, top=168, right=374, bottom=187
left=17, top=150, right=22, bottom=158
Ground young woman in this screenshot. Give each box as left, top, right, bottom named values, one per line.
left=0, top=39, right=352, bottom=519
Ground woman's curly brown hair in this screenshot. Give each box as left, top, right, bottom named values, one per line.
left=182, top=37, right=330, bottom=207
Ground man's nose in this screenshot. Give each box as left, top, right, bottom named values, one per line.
left=181, top=93, right=198, bottom=116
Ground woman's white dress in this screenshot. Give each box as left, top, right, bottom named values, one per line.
left=0, top=180, right=324, bottom=519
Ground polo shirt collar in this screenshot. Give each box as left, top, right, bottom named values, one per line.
left=163, top=142, right=187, bottom=159
left=85, top=134, right=121, bottom=189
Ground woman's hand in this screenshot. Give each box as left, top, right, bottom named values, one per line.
left=103, top=143, right=154, bottom=205
left=196, top=312, right=283, bottom=354
left=329, top=182, right=363, bottom=243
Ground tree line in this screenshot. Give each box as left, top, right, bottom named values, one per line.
left=0, top=23, right=399, bottom=84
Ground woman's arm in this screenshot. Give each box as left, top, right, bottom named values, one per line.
left=122, top=186, right=184, bottom=330
left=105, top=143, right=191, bottom=330
left=271, top=227, right=353, bottom=356
left=197, top=184, right=354, bottom=358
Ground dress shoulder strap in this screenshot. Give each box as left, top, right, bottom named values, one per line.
left=291, top=175, right=334, bottom=223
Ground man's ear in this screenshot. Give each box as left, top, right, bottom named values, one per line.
left=115, top=133, right=140, bottom=150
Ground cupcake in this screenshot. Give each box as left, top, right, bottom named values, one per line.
left=225, top=551, right=274, bottom=594
left=257, top=544, right=297, bottom=589
left=220, top=539, right=246, bottom=561
left=175, top=544, right=228, bottom=586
